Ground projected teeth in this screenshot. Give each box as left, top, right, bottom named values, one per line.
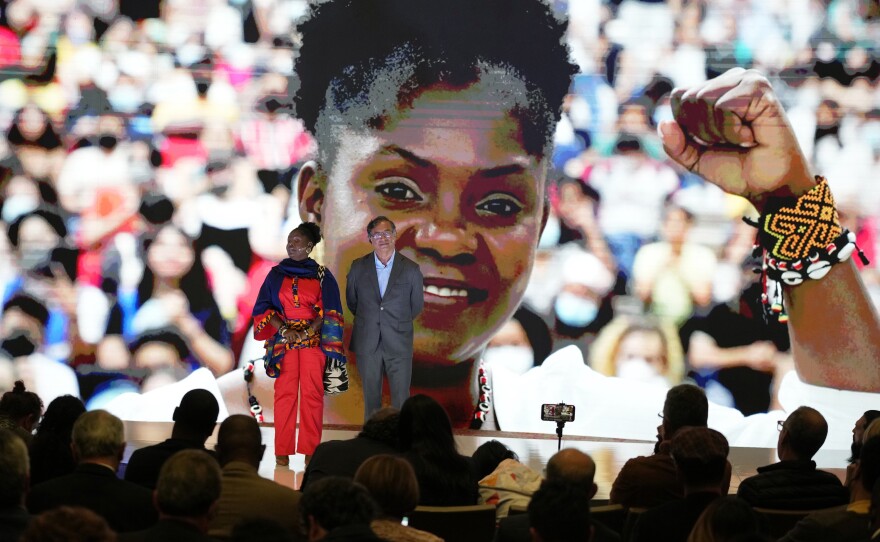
left=424, top=285, right=468, bottom=298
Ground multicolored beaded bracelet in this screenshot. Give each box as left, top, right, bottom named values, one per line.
left=746, top=177, right=869, bottom=322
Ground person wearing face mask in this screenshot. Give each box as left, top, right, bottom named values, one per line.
left=588, top=315, right=685, bottom=388
left=0, top=294, right=79, bottom=405
left=551, top=246, right=616, bottom=357
left=482, top=305, right=553, bottom=377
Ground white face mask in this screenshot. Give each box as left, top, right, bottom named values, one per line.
left=483, top=345, right=535, bottom=376
left=616, top=357, right=668, bottom=387
left=554, top=292, right=599, bottom=328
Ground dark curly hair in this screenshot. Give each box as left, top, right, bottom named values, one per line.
left=292, top=0, right=576, bottom=160
left=294, top=222, right=323, bottom=245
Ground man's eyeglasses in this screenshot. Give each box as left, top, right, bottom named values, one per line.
left=370, top=231, right=394, bottom=240
left=777, top=420, right=785, bottom=432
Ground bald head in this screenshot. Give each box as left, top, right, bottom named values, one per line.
left=782, top=406, right=828, bottom=460
left=216, top=415, right=264, bottom=467
left=545, top=448, right=596, bottom=492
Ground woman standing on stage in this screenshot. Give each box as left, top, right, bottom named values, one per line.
left=252, top=222, right=345, bottom=466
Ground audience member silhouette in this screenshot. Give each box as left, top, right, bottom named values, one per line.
left=354, top=454, right=442, bottom=542
left=476, top=440, right=542, bottom=519
left=231, top=518, right=297, bottom=542
left=472, top=440, right=519, bottom=481
left=27, top=409, right=157, bottom=532
left=496, top=448, right=620, bottom=542
left=779, top=436, right=880, bottom=542
left=399, top=394, right=478, bottom=506
left=632, top=427, right=730, bottom=542
left=611, top=384, right=730, bottom=508
left=119, top=449, right=221, bottom=542
left=28, top=394, right=85, bottom=485
left=687, top=497, right=764, bottom=542
left=124, top=388, right=219, bottom=489
left=528, top=479, right=594, bottom=542
left=0, top=380, right=43, bottom=445
left=737, top=407, right=847, bottom=509
left=20, top=506, right=116, bottom=542
left=302, top=406, right=400, bottom=491
left=209, top=414, right=302, bottom=538
left=0, top=428, right=30, bottom=541
left=299, top=476, right=382, bottom=541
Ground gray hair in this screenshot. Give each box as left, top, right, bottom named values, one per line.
left=72, top=410, right=124, bottom=459
left=156, top=449, right=221, bottom=517
left=0, top=428, right=28, bottom=507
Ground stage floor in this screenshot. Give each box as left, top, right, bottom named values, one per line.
left=122, top=421, right=850, bottom=498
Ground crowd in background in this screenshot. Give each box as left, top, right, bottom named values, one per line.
left=0, top=0, right=878, bottom=415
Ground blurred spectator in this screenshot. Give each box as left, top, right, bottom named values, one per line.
left=121, top=223, right=233, bottom=375
left=588, top=315, right=685, bottom=387
left=584, top=134, right=679, bottom=279
left=483, top=305, right=553, bottom=376
left=632, top=202, right=717, bottom=325
left=679, top=271, right=790, bottom=415
left=28, top=394, right=85, bottom=485
left=125, top=388, right=219, bottom=490
left=550, top=246, right=616, bottom=355
left=0, top=294, right=79, bottom=403
left=239, top=94, right=315, bottom=195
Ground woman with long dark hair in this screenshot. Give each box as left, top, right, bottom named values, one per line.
left=122, top=223, right=233, bottom=375
left=252, top=222, right=346, bottom=466
left=398, top=394, right=478, bottom=506
left=28, top=395, right=85, bottom=485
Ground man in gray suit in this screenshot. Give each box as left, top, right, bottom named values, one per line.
left=347, top=216, right=424, bottom=420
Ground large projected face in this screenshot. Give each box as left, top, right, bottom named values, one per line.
left=299, top=76, right=547, bottom=369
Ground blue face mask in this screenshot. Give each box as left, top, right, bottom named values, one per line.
left=554, top=292, right=599, bottom=328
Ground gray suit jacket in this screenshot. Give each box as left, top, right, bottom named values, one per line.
left=346, top=251, right=424, bottom=358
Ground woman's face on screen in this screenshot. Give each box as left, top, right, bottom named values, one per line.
left=300, top=76, right=548, bottom=368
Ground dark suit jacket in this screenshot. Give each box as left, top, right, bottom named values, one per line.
left=779, top=503, right=871, bottom=542
left=208, top=461, right=302, bottom=538
left=124, top=438, right=210, bottom=489
left=631, top=491, right=720, bottom=542
left=494, top=513, right=621, bottom=542
left=27, top=463, right=157, bottom=533
left=736, top=459, right=848, bottom=510
left=119, top=518, right=218, bottom=542
left=346, top=252, right=423, bottom=358
left=0, top=506, right=31, bottom=542
left=300, top=435, right=399, bottom=491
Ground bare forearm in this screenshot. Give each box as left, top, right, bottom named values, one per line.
left=179, top=317, right=234, bottom=374
left=786, top=260, right=880, bottom=391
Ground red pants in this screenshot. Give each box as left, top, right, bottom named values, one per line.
left=274, top=346, right=324, bottom=456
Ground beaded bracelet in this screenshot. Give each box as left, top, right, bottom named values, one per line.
left=747, top=177, right=868, bottom=322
